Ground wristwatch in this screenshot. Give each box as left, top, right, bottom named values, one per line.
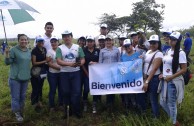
left=145, top=80, right=149, bottom=84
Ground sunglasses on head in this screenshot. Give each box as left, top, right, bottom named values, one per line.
left=124, top=44, right=131, bottom=48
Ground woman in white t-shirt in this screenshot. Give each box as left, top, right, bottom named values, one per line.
left=46, top=37, right=61, bottom=112
left=143, top=35, right=163, bottom=118
left=158, top=32, right=187, bottom=126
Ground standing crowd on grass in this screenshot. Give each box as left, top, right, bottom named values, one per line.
left=4, top=22, right=192, bottom=126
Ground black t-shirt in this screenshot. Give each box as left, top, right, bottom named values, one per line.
left=31, top=46, right=47, bottom=67
left=83, top=47, right=100, bottom=71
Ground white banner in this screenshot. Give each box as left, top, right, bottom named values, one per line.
left=89, top=59, right=144, bottom=95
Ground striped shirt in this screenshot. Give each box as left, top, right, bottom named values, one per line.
left=99, top=46, right=120, bottom=63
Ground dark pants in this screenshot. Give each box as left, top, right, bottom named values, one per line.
left=148, top=75, right=160, bottom=118
left=31, top=76, right=45, bottom=105
left=59, top=71, right=81, bottom=114
left=82, top=75, right=89, bottom=101
left=47, top=72, right=63, bottom=108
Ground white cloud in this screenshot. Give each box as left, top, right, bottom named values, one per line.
left=0, top=0, right=194, bottom=39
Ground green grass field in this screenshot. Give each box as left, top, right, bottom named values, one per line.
left=0, top=41, right=194, bottom=126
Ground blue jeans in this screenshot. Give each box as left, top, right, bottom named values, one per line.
left=148, top=75, right=160, bottom=118
left=59, top=71, right=81, bottom=114
left=47, top=72, right=62, bottom=108
left=160, top=81, right=177, bottom=124
left=9, top=79, right=28, bottom=112
left=30, top=76, right=45, bottom=105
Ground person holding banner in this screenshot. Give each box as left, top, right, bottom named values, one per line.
left=82, top=35, right=100, bottom=113
left=142, top=35, right=163, bottom=118
left=159, top=32, right=186, bottom=126
left=99, top=34, right=120, bottom=111
left=56, top=30, right=85, bottom=119
left=121, top=39, right=146, bottom=114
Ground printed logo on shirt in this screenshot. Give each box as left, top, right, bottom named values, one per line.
left=65, top=52, right=75, bottom=59
left=166, top=69, right=170, bottom=73
left=94, top=51, right=98, bottom=56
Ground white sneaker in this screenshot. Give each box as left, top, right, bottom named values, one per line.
left=15, top=112, right=23, bottom=122
left=92, top=106, right=97, bottom=114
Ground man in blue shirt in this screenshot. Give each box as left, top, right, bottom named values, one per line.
left=183, top=32, right=192, bottom=59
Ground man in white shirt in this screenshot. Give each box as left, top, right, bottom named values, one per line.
left=95, top=23, right=108, bottom=47
left=34, top=22, right=54, bottom=51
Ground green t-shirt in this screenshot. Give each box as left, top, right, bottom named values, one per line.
left=5, top=45, right=31, bottom=81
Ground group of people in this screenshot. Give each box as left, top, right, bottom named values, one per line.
left=4, top=22, right=191, bottom=126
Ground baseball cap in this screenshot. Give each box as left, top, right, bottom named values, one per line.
left=100, top=23, right=107, bottom=28
left=169, top=32, right=182, bottom=41
left=105, top=34, right=113, bottom=40
left=98, top=35, right=105, bottom=40
left=62, top=30, right=72, bottom=35
left=36, top=36, right=44, bottom=42
left=50, top=36, right=59, bottom=41
left=86, top=35, right=94, bottom=40
left=185, top=32, right=190, bottom=37
left=123, top=39, right=132, bottom=45
left=119, top=33, right=127, bottom=39
left=130, top=31, right=138, bottom=37
left=148, top=35, right=160, bottom=42
left=162, top=29, right=172, bottom=36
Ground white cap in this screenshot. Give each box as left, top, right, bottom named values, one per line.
left=36, top=35, right=44, bottom=42
left=100, top=23, right=107, bottom=28
left=50, top=36, right=59, bottom=41
left=130, top=31, right=138, bottom=37
left=98, top=35, right=105, bottom=40
left=105, top=34, right=113, bottom=40
left=62, top=30, right=72, bottom=35
left=148, top=35, right=160, bottom=42
left=123, top=39, right=132, bottom=45
left=86, top=35, right=94, bottom=40
left=119, top=33, right=127, bottom=39
left=162, top=29, right=172, bottom=35
left=170, top=32, right=181, bottom=40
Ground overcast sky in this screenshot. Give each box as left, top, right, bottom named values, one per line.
left=0, top=0, right=194, bottom=39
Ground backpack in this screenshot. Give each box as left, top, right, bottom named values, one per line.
left=183, top=67, right=192, bottom=85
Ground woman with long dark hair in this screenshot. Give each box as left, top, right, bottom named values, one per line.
left=159, top=32, right=187, bottom=126
left=142, top=34, right=163, bottom=118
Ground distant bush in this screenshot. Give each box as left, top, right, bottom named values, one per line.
left=8, top=41, right=18, bottom=47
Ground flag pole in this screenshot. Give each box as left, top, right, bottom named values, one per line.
left=0, top=9, right=8, bottom=44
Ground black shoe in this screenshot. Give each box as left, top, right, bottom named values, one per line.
left=75, top=112, right=83, bottom=119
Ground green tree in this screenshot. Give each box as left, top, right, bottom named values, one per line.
left=98, top=13, right=130, bottom=37
left=130, top=0, right=165, bottom=34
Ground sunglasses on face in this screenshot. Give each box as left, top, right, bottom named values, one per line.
left=124, top=44, right=131, bottom=48
left=50, top=41, right=57, bottom=44
left=149, top=41, right=157, bottom=45
left=170, top=38, right=177, bottom=41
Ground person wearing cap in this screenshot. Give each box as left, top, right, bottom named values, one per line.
left=31, top=36, right=49, bottom=112
left=183, top=32, right=192, bottom=59
left=118, top=33, right=127, bottom=55
left=77, top=36, right=86, bottom=49
left=161, top=29, right=172, bottom=54
left=33, top=22, right=55, bottom=51
left=46, top=37, right=63, bottom=112
left=137, top=31, right=150, bottom=54
left=130, top=31, right=139, bottom=49
left=98, top=35, right=106, bottom=49
left=159, top=32, right=187, bottom=126
left=120, top=39, right=146, bottom=114
left=5, top=34, right=31, bottom=122
left=95, top=23, right=108, bottom=48
left=56, top=30, right=85, bottom=119
left=82, top=35, right=100, bottom=113
left=99, top=34, right=120, bottom=110
left=1, top=41, right=7, bottom=55
left=142, top=34, right=163, bottom=118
